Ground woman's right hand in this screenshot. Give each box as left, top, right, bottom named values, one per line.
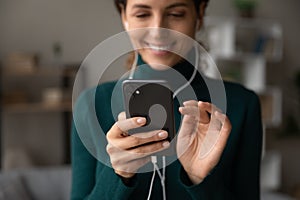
left=106, top=112, right=170, bottom=178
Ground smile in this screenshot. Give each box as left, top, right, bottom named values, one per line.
left=144, top=42, right=175, bottom=52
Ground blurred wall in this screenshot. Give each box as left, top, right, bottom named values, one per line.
left=0, top=0, right=122, bottom=65
left=207, top=0, right=300, bottom=193
left=1, top=0, right=299, bottom=84
left=0, top=0, right=127, bottom=166
left=207, top=0, right=300, bottom=124
left=1, top=0, right=299, bottom=73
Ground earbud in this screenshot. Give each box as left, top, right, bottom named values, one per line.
left=124, top=21, right=129, bottom=30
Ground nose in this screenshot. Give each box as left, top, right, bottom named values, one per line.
left=151, top=14, right=165, bottom=28
left=148, top=15, right=168, bottom=39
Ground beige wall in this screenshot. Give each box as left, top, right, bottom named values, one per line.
left=0, top=0, right=123, bottom=65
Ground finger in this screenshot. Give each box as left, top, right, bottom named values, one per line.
left=183, top=100, right=198, bottom=106
left=179, top=104, right=209, bottom=124
left=118, top=112, right=126, bottom=121
left=179, top=105, right=199, bottom=116
left=196, top=111, right=231, bottom=159
left=180, top=101, right=223, bottom=124
left=112, top=130, right=169, bottom=150
left=114, top=156, right=151, bottom=176
left=209, top=111, right=223, bottom=130
left=183, top=101, right=221, bottom=113
left=215, top=111, right=231, bottom=133
left=209, top=109, right=227, bottom=129
left=117, top=112, right=127, bottom=136
left=110, top=140, right=169, bottom=165
left=212, top=111, right=231, bottom=150
left=198, top=101, right=222, bottom=115
left=107, top=117, right=146, bottom=139
left=117, top=117, right=147, bottom=133
left=178, top=114, right=198, bottom=135
left=202, top=110, right=227, bottom=141
left=176, top=114, right=198, bottom=156
left=129, top=140, right=170, bottom=156
left=199, top=101, right=224, bottom=123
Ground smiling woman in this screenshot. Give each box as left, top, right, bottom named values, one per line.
left=118, top=0, right=207, bottom=69
left=71, top=0, right=263, bottom=199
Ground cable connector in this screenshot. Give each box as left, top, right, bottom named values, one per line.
left=151, top=156, right=157, bottom=164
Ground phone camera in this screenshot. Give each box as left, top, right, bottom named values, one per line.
left=135, top=90, right=140, bottom=95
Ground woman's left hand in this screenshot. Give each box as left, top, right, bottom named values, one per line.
left=177, top=100, right=232, bottom=185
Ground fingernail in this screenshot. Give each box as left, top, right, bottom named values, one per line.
left=162, top=141, right=170, bottom=147
left=158, top=131, right=167, bottom=138
left=215, top=111, right=221, bottom=115
left=137, top=118, right=146, bottom=124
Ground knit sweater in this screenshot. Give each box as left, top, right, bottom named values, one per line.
left=71, top=59, right=263, bottom=200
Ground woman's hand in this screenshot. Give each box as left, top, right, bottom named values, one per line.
left=106, top=112, right=170, bottom=178
left=177, top=101, right=232, bottom=185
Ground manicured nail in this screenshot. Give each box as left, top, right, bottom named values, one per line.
left=215, top=111, right=222, bottom=116
left=162, top=141, right=170, bottom=147
left=137, top=118, right=146, bottom=124
left=158, top=131, right=167, bottom=138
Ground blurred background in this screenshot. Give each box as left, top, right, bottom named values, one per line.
left=0, top=0, right=299, bottom=199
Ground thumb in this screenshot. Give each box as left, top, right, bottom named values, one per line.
left=118, top=112, right=126, bottom=121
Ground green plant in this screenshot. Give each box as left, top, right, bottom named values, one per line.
left=233, top=0, right=257, bottom=11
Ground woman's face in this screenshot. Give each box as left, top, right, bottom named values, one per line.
left=121, top=0, right=204, bottom=69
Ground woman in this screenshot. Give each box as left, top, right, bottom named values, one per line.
left=71, top=0, right=263, bottom=199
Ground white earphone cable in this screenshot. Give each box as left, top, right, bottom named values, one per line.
left=147, top=156, right=157, bottom=200
left=129, top=44, right=199, bottom=200
left=161, top=156, right=166, bottom=200
left=148, top=156, right=166, bottom=200
left=172, top=44, right=199, bottom=98
left=129, top=44, right=199, bottom=87
left=129, top=50, right=139, bottom=79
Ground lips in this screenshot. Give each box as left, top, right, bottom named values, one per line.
left=144, top=41, right=175, bottom=52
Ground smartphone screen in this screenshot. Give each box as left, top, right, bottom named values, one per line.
left=122, top=80, right=175, bottom=142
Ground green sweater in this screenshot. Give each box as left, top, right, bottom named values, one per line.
left=71, top=60, right=263, bottom=200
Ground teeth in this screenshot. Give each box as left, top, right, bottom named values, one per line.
left=147, top=43, right=171, bottom=51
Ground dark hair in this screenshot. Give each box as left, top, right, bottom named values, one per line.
left=114, top=0, right=209, bottom=15
left=114, top=0, right=210, bottom=69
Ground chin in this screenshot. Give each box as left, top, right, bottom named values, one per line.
left=147, top=62, right=172, bottom=70
left=140, top=51, right=182, bottom=70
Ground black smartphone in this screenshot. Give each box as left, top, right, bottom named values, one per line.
left=122, top=79, right=175, bottom=142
